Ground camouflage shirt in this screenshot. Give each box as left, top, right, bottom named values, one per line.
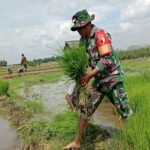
left=80, top=25, right=124, bottom=92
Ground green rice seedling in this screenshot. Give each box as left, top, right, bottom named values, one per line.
left=114, top=75, right=150, bottom=149
left=23, top=100, right=44, bottom=114
left=18, top=110, right=103, bottom=149
left=0, top=79, right=9, bottom=96
left=17, top=111, right=78, bottom=148
left=59, top=46, right=88, bottom=105
left=59, top=46, right=87, bottom=82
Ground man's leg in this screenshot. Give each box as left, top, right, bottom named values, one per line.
left=107, top=82, right=133, bottom=119
left=63, top=118, right=88, bottom=149
left=75, top=118, right=88, bottom=143
left=63, top=86, right=104, bottom=149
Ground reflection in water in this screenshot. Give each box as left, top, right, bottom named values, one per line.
left=0, top=118, right=16, bottom=150
left=27, top=77, right=69, bottom=114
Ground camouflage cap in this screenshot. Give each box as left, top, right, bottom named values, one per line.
left=71, top=9, right=95, bottom=31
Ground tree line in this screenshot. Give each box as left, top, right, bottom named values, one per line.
left=28, top=56, right=59, bottom=66
left=0, top=47, right=150, bottom=67
left=0, top=60, right=7, bottom=67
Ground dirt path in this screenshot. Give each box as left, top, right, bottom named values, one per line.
left=0, top=67, right=61, bottom=79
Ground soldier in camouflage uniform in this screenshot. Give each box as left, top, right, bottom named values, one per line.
left=63, top=9, right=132, bottom=150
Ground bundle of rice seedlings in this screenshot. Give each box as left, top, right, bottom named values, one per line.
left=59, top=46, right=87, bottom=81
left=59, top=46, right=88, bottom=105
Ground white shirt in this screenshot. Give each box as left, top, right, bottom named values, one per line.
left=67, top=82, right=76, bottom=95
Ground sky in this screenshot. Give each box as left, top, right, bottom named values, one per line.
left=0, top=0, right=150, bottom=64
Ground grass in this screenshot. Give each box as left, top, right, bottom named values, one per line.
left=116, top=47, right=150, bottom=60
left=23, top=100, right=44, bottom=114
left=18, top=111, right=77, bottom=141
left=114, top=74, right=150, bottom=150
left=17, top=111, right=78, bottom=149
left=110, top=57, right=150, bottom=149
left=18, top=110, right=104, bottom=150
left=0, top=79, right=9, bottom=96
left=121, top=57, right=150, bottom=75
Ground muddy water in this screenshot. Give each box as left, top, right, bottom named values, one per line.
left=0, top=118, right=18, bottom=150
left=21, top=77, right=68, bottom=114
left=93, top=103, right=121, bottom=131
left=23, top=77, right=121, bottom=130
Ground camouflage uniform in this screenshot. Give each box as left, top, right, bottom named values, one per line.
left=80, top=26, right=131, bottom=120
left=71, top=9, right=132, bottom=120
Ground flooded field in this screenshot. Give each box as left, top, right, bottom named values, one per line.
left=93, top=103, right=121, bottom=129
left=0, top=118, right=17, bottom=150
left=21, top=77, right=121, bottom=130
left=21, top=77, right=68, bottom=114
left=1, top=56, right=149, bottom=149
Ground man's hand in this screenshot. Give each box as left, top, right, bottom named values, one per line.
left=81, top=67, right=99, bottom=88
left=81, top=73, right=90, bottom=88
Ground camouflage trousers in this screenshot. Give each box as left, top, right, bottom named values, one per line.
left=79, top=81, right=131, bottom=120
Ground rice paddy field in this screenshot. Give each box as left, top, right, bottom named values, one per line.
left=0, top=49, right=150, bottom=149
left=0, top=61, right=59, bottom=79
left=114, top=57, right=150, bottom=150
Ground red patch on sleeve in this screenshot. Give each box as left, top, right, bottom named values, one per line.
left=95, top=29, right=112, bottom=56
left=96, top=30, right=111, bottom=47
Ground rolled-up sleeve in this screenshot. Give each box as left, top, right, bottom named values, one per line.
left=95, top=58, right=108, bottom=73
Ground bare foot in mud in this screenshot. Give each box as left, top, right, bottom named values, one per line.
left=63, top=141, right=80, bottom=150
